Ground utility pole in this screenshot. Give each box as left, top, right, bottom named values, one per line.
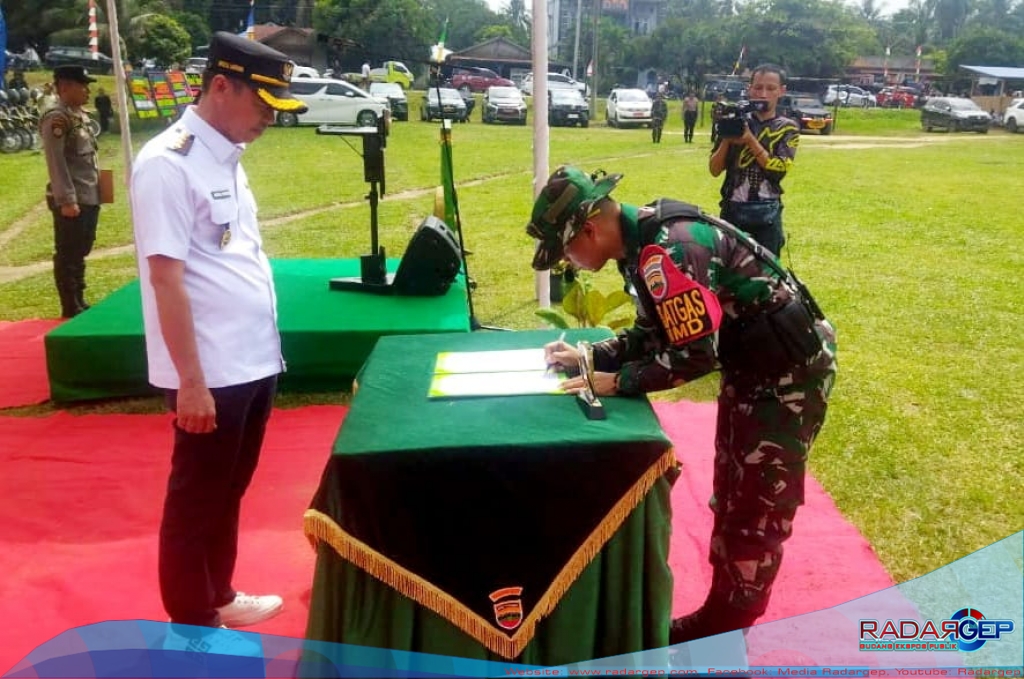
left=572, top=0, right=583, bottom=80
left=590, top=0, right=600, bottom=115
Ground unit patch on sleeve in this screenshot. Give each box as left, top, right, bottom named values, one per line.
left=640, top=244, right=722, bottom=347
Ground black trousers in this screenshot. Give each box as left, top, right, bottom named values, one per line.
left=683, top=111, right=697, bottom=142
left=160, top=375, right=278, bottom=626
left=50, top=202, right=99, bottom=316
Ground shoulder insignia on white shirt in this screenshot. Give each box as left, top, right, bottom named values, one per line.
left=168, top=129, right=195, bottom=156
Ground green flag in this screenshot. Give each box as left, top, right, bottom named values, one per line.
left=439, top=124, right=456, bottom=229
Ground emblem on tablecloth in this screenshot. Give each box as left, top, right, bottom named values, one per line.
left=489, top=586, right=524, bottom=630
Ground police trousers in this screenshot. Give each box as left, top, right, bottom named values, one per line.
left=49, top=202, right=99, bottom=315
left=159, top=375, right=278, bottom=626
left=708, top=320, right=837, bottom=616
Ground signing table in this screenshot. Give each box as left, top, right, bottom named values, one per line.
left=303, top=330, right=678, bottom=664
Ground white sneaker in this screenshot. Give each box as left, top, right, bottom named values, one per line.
left=162, top=624, right=263, bottom=658
left=216, top=592, right=283, bottom=628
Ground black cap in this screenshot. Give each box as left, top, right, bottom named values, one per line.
left=206, top=31, right=308, bottom=113
left=54, top=65, right=97, bottom=84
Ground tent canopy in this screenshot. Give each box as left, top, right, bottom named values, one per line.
left=960, top=65, right=1024, bottom=80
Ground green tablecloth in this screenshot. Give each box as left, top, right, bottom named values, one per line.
left=304, top=330, right=679, bottom=663
left=44, top=259, right=470, bottom=401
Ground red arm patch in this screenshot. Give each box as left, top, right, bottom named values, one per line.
left=640, top=244, right=723, bottom=347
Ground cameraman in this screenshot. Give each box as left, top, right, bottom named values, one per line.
left=709, top=64, right=799, bottom=256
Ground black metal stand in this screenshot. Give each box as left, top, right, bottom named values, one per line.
left=316, top=122, right=393, bottom=293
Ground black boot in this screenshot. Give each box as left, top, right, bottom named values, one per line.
left=669, top=601, right=761, bottom=644
left=73, top=262, right=90, bottom=312
left=54, top=259, right=82, bottom=318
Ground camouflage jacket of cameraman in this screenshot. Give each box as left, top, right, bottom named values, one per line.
left=715, top=114, right=799, bottom=203
left=592, top=200, right=817, bottom=395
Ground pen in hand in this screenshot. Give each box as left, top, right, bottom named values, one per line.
left=546, top=331, right=566, bottom=375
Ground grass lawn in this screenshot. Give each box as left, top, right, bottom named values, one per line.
left=1, top=86, right=1021, bottom=585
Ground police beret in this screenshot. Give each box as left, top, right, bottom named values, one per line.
left=54, top=65, right=97, bottom=84
left=206, top=31, right=308, bottom=113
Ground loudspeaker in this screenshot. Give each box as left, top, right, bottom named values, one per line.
left=392, top=216, right=462, bottom=296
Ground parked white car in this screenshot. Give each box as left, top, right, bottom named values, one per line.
left=292, top=65, right=320, bottom=78
left=521, top=72, right=588, bottom=98
left=278, top=78, right=389, bottom=128
left=824, top=84, right=877, bottom=108
left=1003, top=98, right=1024, bottom=133
left=606, top=88, right=652, bottom=127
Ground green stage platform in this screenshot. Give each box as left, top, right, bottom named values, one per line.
left=45, top=258, right=471, bottom=403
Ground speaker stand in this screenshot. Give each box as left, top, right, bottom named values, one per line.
left=328, top=180, right=394, bottom=294
left=317, top=122, right=393, bottom=294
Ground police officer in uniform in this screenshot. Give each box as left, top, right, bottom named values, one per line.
left=131, top=32, right=308, bottom=634
left=40, top=65, right=101, bottom=318
left=528, top=166, right=837, bottom=645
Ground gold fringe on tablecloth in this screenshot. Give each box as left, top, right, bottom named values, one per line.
left=303, top=446, right=678, bottom=659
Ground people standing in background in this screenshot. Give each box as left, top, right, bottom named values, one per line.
left=682, top=90, right=698, bottom=143
left=38, top=82, right=59, bottom=114
left=651, top=92, right=668, bottom=144
left=361, top=61, right=371, bottom=90
left=39, top=65, right=102, bottom=319
left=94, top=88, right=114, bottom=134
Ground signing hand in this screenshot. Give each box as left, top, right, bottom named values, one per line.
left=174, top=384, right=217, bottom=434
left=560, top=371, right=618, bottom=397
left=544, top=339, right=578, bottom=369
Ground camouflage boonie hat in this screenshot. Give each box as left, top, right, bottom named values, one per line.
left=526, top=166, right=622, bottom=270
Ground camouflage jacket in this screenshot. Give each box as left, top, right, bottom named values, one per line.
left=40, top=102, right=99, bottom=207
left=593, top=200, right=797, bottom=394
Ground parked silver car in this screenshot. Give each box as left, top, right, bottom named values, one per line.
left=482, top=86, right=527, bottom=125
left=824, top=84, right=877, bottom=107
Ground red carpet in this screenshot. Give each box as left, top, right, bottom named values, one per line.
left=0, top=320, right=62, bottom=409
left=653, top=401, right=895, bottom=623
left=0, top=401, right=891, bottom=674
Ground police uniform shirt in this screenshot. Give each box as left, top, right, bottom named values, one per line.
left=131, top=107, right=284, bottom=390
left=40, top=102, right=100, bottom=206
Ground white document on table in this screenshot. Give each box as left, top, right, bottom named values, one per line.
left=428, top=369, right=566, bottom=398
left=433, top=348, right=549, bottom=375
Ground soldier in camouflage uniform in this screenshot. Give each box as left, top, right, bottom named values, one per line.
left=528, top=165, right=837, bottom=644
left=40, top=65, right=102, bottom=318
left=651, top=92, right=668, bottom=144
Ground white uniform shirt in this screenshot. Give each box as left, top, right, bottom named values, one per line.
left=131, top=107, right=284, bottom=389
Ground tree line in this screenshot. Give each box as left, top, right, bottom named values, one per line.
left=7, top=0, right=1024, bottom=89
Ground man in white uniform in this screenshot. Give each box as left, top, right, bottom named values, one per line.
left=131, top=31, right=307, bottom=632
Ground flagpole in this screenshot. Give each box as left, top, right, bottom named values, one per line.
left=247, top=0, right=256, bottom=40
left=88, top=0, right=100, bottom=59
left=104, top=0, right=135, bottom=186
left=730, top=44, right=745, bottom=77
left=532, top=0, right=551, bottom=307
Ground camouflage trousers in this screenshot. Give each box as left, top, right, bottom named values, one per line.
left=708, top=319, right=837, bottom=616
left=652, top=118, right=666, bottom=143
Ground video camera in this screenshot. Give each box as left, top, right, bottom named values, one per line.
left=716, top=99, right=770, bottom=138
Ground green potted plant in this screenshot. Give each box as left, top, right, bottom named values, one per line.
left=548, top=262, right=575, bottom=303
left=536, top=272, right=635, bottom=330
